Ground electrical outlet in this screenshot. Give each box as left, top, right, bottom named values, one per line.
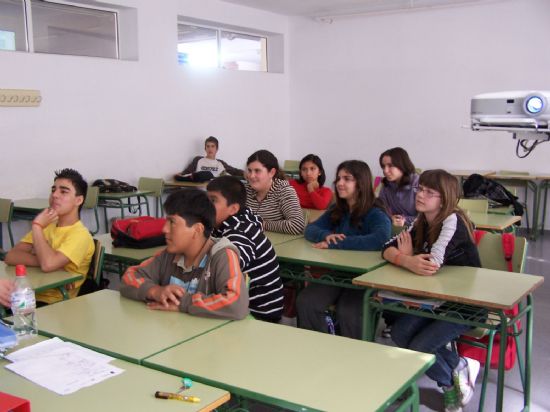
left=0, top=89, right=42, bottom=107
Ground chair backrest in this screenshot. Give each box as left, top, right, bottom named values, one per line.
left=476, top=232, right=527, bottom=273
left=283, top=160, right=300, bottom=173
left=0, top=198, right=13, bottom=224
left=458, top=198, right=489, bottom=213
left=83, top=186, right=99, bottom=209
left=303, top=208, right=324, bottom=224
left=138, top=177, right=164, bottom=197
left=89, top=238, right=105, bottom=285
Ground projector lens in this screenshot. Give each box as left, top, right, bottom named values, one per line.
left=526, top=96, right=544, bottom=114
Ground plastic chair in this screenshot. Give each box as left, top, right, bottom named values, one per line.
left=77, top=238, right=105, bottom=296
left=458, top=232, right=527, bottom=411
left=0, top=198, right=15, bottom=249
left=83, top=186, right=100, bottom=235
left=138, top=177, right=164, bottom=217
left=458, top=198, right=489, bottom=214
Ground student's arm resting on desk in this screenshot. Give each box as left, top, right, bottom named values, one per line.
left=304, top=209, right=333, bottom=243
left=263, top=185, right=305, bottom=235
left=181, top=247, right=249, bottom=320
left=0, top=279, right=15, bottom=307
left=329, top=208, right=391, bottom=251
left=4, top=242, right=40, bottom=267
left=382, top=228, right=439, bottom=276
left=120, top=251, right=172, bottom=302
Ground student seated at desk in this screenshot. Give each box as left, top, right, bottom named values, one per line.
left=378, top=147, right=419, bottom=227
left=5, top=169, right=94, bottom=304
left=177, top=136, right=244, bottom=179
left=381, top=169, right=481, bottom=412
left=296, top=160, right=391, bottom=340
left=0, top=279, right=14, bottom=307
left=289, top=154, right=333, bottom=210
left=120, top=189, right=248, bottom=320
left=207, top=176, right=284, bottom=322
left=245, top=150, right=305, bottom=235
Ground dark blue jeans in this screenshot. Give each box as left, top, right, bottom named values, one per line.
left=391, top=314, right=471, bottom=387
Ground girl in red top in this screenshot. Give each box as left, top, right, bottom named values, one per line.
left=289, top=154, right=333, bottom=210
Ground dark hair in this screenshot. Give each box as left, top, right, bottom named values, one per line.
left=54, top=168, right=87, bottom=213
left=246, top=149, right=286, bottom=180
left=413, top=169, right=474, bottom=251
left=331, top=160, right=386, bottom=228
left=164, top=189, right=215, bottom=238
left=205, top=136, right=219, bottom=149
left=207, top=176, right=246, bottom=211
left=379, top=147, right=416, bottom=187
left=297, top=154, right=326, bottom=187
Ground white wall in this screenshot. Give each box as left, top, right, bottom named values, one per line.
left=0, top=0, right=289, bottom=239
left=289, top=0, right=550, bottom=179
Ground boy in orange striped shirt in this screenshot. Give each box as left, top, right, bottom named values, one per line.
left=120, top=189, right=248, bottom=320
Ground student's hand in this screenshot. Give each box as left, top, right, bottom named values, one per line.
left=147, top=302, right=180, bottom=312
left=148, top=285, right=185, bottom=307
left=0, top=279, right=15, bottom=307
left=396, top=231, right=413, bottom=256
left=307, top=181, right=319, bottom=193
left=312, top=241, right=329, bottom=249
left=33, top=208, right=58, bottom=228
left=392, top=215, right=406, bottom=227
left=324, top=233, right=346, bottom=245
left=403, top=254, right=439, bottom=276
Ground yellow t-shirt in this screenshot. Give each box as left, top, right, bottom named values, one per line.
left=21, top=220, right=94, bottom=304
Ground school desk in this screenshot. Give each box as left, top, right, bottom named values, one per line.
left=33, top=289, right=231, bottom=364
left=274, top=237, right=386, bottom=288
left=163, top=179, right=208, bottom=190
left=352, top=265, right=544, bottom=412
left=0, top=261, right=82, bottom=304
left=142, top=318, right=435, bottom=412
left=12, top=198, right=49, bottom=220
left=0, top=336, right=230, bottom=412
left=264, top=231, right=303, bottom=246
left=469, top=211, right=522, bottom=232
left=97, top=190, right=153, bottom=230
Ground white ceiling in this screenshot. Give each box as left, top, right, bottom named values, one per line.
left=220, top=0, right=496, bottom=19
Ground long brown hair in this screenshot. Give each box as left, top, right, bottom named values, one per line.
left=330, top=160, right=386, bottom=228
left=414, top=169, right=474, bottom=251
left=379, top=147, right=416, bottom=188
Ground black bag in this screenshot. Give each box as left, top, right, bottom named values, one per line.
left=92, top=179, right=137, bottom=193
left=463, top=174, right=524, bottom=217
left=174, top=171, right=214, bottom=183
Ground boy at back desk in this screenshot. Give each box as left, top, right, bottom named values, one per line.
left=120, top=189, right=249, bottom=320
left=207, top=176, right=284, bottom=322
left=5, top=168, right=94, bottom=304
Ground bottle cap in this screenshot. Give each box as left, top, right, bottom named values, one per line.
left=15, top=265, right=27, bottom=276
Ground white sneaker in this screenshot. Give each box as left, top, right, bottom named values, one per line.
left=453, top=357, right=481, bottom=406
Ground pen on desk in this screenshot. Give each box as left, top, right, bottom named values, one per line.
left=155, top=391, right=200, bottom=403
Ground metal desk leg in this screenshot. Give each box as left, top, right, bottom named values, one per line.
left=524, top=294, right=534, bottom=410
left=362, top=288, right=377, bottom=341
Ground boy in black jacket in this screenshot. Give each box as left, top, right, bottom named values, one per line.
left=207, top=176, right=284, bottom=322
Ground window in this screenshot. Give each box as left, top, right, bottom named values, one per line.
left=0, top=0, right=27, bottom=51
left=178, top=23, right=267, bottom=72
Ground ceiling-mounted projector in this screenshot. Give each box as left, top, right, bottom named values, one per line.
left=471, top=90, right=550, bottom=157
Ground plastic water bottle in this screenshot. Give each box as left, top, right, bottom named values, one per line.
left=10, top=265, right=37, bottom=337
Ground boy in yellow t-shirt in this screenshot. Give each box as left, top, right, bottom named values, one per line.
left=5, top=169, right=94, bottom=304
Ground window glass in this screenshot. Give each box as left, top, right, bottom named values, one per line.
left=177, top=24, right=218, bottom=68
left=0, top=0, right=27, bottom=51
left=220, top=31, right=266, bottom=72
left=31, top=0, right=117, bottom=58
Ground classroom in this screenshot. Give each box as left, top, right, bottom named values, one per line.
left=1, top=0, right=549, bottom=411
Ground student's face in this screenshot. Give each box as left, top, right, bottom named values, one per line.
left=205, top=142, right=218, bottom=159
left=381, top=156, right=404, bottom=183
left=207, top=191, right=239, bottom=227
left=300, top=161, right=321, bottom=184
left=49, top=178, right=83, bottom=217
left=246, top=161, right=276, bottom=193
left=162, top=214, right=201, bottom=254
left=335, top=169, right=357, bottom=202
left=415, top=185, right=442, bottom=214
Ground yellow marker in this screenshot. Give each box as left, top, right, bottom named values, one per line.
left=155, top=391, right=200, bottom=403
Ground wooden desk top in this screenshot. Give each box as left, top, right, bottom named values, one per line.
left=1, top=336, right=230, bottom=412
left=469, top=212, right=522, bottom=231
left=449, top=170, right=496, bottom=178
left=0, top=262, right=82, bottom=294
left=34, top=290, right=231, bottom=363
left=143, top=319, right=434, bottom=412
left=164, top=180, right=208, bottom=188
left=98, top=190, right=153, bottom=200
left=486, top=173, right=539, bottom=181
left=13, top=198, right=49, bottom=212
left=95, top=233, right=165, bottom=262
left=353, top=265, right=544, bottom=310
left=274, top=238, right=386, bottom=273
left=265, top=231, right=303, bottom=246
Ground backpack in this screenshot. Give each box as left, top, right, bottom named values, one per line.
left=92, top=179, right=137, bottom=193
left=457, top=230, right=519, bottom=370
left=462, top=174, right=524, bottom=218
left=111, top=216, right=167, bottom=249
